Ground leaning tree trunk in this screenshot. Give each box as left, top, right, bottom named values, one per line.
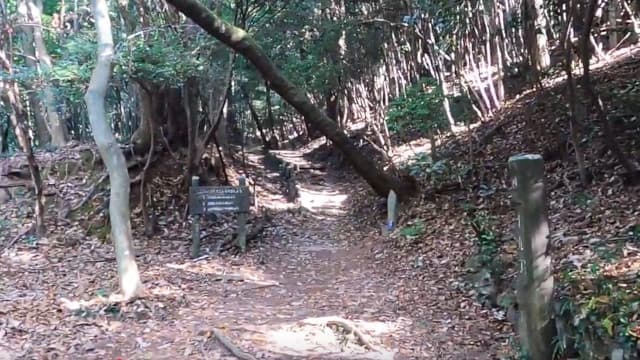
left=85, top=0, right=143, bottom=300
left=164, top=0, right=416, bottom=198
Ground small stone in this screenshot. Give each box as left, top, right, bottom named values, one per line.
left=83, top=342, right=96, bottom=352
left=611, top=348, right=624, bottom=360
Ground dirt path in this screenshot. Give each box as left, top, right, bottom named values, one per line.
left=0, top=147, right=507, bottom=360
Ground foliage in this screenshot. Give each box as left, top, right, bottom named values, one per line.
left=115, top=31, right=212, bottom=87
left=465, top=206, right=503, bottom=275
left=0, top=113, right=17, bottom=154
left=403, top=152, right=471, bottom=187
left=400, top=219, right=426, bottom=240
left=48, top=33, right=97, bottom=102
left=554, top=233, right=640, bottom=357
left=386, top=78, right=448, bottom=135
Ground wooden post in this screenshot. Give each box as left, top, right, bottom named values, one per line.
left=509, top=154, right=554, bottom=360
left=236, top=176, right=248, bottom=252
left=387, top=190, right=398, bottom=231
left=190, top=176, right=201, bottom=259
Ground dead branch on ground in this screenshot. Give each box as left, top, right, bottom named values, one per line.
left=326, top=318, right=382, bottom=352
left=198, top=328, right=257, bottom=360
left=62, top=173, right=108, bottom=218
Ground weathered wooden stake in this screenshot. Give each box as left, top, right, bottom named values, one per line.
left=190, top=176, right=201, bottom=258
left=387, top=190, right=398, bottom=231
left=509, top=154, right=554, bottom=360
left=236, top=176, right=248, bottom=252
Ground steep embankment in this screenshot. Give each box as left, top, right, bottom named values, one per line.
left=379, top=50, right=640, bottom=357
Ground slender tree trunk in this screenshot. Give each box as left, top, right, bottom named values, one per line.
left=4, top=84, right=46, bottom=237
left=0, top=49, right=46, bottom=236
left=21, top=0, right=68, bottom=147
left=182, top=77, right=200, bottom=186
left=562, top=1, right=589, bottom=186
left=165, top=0, right=416, bottom=198
left=608, top=0, right=619, bottom=49
left=580, top=0, right=639, bottom=182
left=523, top=0, right=551, bottom=71
left=18, top=1, right=50, bottom=145
left=85, top=0, right=143, bottom=300
left=0, top=118, right=8, bottom=153
left=264, top=82, right=276, bottom=137
left=211, top=53, right=234, bottom=154
left=243, top=89, right=270, bottom=150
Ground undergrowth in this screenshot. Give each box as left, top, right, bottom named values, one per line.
left=552, top=226, right=640, bottom=358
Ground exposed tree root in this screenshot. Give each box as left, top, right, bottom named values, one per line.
left=326, top=318, right=382, bottom=352
left=198, top=328, right=257, bottom=360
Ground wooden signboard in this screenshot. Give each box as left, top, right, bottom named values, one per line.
left=189, top=176, right=251, bottom=258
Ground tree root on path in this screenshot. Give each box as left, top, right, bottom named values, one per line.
left=199, top=328, right=257, bottom=360
left=326, top=318, right=382, bottom=353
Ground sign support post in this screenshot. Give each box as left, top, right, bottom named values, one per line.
left=190, top=176, right=202, bottom=259
left=236, top=177, right=248, bottom=252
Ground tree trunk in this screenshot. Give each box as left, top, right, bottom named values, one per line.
left=18, top=15, right=51, bottom=146
left=562, top=0, right=590, bottom=186
left=21, top=0, right=68, bottom=147
left=580, top=0, right=639, bottom=182
left=265, top=82, right=276, bottom=136
left=0, top=118, right=9, bottom=153
left=4, top=84, right=46, bottom=237
left=244, top=89, right=270, bottom=150
left=183, top=77, right=199, bottom=185
left=523, top=0, right=551, bottom=71
left=131, top=82, right=157, bottom=155
left=85, top=0, right=143, bottom=300
left=0, top=49, right=46, bottom=237
left=165, top=0, right=416, bottom=198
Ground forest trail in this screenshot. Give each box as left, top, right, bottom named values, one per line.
left=103, top=146, right=503, bottom=359
left=1, top=145, right=506, bottom=360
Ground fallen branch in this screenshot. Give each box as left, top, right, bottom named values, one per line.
left=63, top=173, right=109, bottom=218
left=211, top=328, right=257, bottom=360
left=0, top=224, right=34, bottom=253
left=326, top=318, right=382, bottom=352
left=210, top=273, right=279, bottom=287
left=84, top=253, right=145, bottom=263
left=236, top=282, right=279, bottom=292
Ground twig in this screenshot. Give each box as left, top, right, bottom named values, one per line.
left=211, top=328, right=257, bottom=360
left=326, top=318, right=382, bottom=352
left=236, top=282, right=279, bottom=292
left=84, top=253, right=145, bottom=263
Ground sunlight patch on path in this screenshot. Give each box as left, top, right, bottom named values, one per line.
left=298, top=184, right=348, bottom=216
left=240, top=316, right=403, bottom=360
